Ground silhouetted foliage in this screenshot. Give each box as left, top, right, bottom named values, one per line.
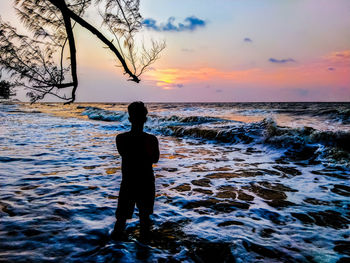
left=0, top=79, right=16, bottom=99
left=0, top=0, right=165, bottom=103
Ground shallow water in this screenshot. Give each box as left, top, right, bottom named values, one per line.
left=1, top=102, right=349, bottom=262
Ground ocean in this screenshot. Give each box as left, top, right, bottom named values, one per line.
left=1, top=102, right=349, bottom=262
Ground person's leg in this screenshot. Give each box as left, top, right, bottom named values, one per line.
left=111, top=217, right=128, bottom=240
left=112, top=186, right=135, bottom=240
left=136, top=180, right=155, bottom=240
left=113, top=216, right=127, bottom=233
left=139, top=213, right=151, bottom=239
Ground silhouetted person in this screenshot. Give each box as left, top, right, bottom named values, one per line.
left=112, top=101, right=159, bottom=241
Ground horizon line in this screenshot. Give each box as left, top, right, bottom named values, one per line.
left=9, top=100, right=350, bottom=104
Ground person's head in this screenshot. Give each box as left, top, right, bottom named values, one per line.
left=128, top=101, right=148, bottom=126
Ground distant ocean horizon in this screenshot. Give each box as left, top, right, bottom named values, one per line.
left=13, top=100, right=350, bottom=103
left=4, top=98, right=350, bottom=103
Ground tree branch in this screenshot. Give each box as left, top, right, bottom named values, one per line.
left=61, top=7, right=78, bottom=102
left=47, top=0, right=140, bottom=83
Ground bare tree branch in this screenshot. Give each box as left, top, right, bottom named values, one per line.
left=0, top=0, right=165, bottom=103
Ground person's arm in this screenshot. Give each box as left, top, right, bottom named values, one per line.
left=152, top=136, right=160, bottom=163
left=116, top=135, right=125, bottom=157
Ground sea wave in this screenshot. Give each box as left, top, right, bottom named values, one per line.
left=81, top=107, right=127, bottom=122
left=318, top=108, right=350, bottom=124
left=161, top=124, right=257, bottom=144
left=159, top=115, right=226, bottom=124
left=234, top=102, right=350, bottom=124
left=264, top=118, right=350, bottom=151
left=79, top=106, right=350, bottom=165
left=262, top=118, right=350, bottom=164
left=158, top=117, right=350, bottom=165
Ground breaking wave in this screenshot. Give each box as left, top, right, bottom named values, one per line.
left=317, top=108, right=350, bottom=124
left=80, top=106, right=350, bottom=165
left=162, top=118, right=350, bottom=165
left=159, top=115, right=226, bottom=124
left=81, top=107, right=127, bottom=122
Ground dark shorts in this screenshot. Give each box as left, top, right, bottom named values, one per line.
left=116, top=180, right=155, bottom=219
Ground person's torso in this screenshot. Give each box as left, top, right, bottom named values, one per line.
left=118, top=132, right=155, bottom=183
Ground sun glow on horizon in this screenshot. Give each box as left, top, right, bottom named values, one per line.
left=144, top=50, right=350, bottom=92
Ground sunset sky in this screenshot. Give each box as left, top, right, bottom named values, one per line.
left=1, top=0, right=350, bottom=102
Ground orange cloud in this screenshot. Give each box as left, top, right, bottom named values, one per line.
left=145, top=67, right=263, bottom=89
left=145, top=50, right=350, bottom=89
left=326, top=50, right=350, bottom=60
